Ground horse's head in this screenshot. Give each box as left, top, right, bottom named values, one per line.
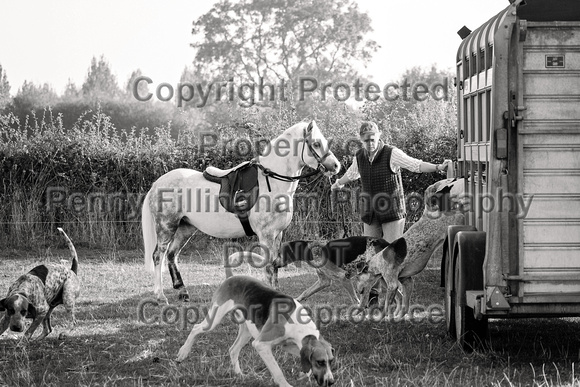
left=301, top=121, right=341, bottom=176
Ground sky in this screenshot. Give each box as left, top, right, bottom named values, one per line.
left=0, top=0, right=509, bottom=97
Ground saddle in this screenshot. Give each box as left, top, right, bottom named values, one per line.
left=203, top=161, right=259, bottom=236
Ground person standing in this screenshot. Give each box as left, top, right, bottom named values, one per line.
left=331, top=121, right=450, bottom=242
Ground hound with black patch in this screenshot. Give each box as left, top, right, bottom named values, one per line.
left=176, top=275, right=335, bottom=387
left=0, top=228, right=80, bottom=340
left=264, top=236, right=389, bottom=303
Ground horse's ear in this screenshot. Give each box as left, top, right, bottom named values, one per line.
left=306, top=121, right=314, bottom=133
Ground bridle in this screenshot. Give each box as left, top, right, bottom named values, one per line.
left=301, top=124, right=333, bottom=173
left=255, top=122, right=335, bottom=191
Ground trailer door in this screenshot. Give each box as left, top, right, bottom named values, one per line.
left=516, top=18, right=580, bottom=304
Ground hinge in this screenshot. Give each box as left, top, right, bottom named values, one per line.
left=519, top=19, right=528, bottom=42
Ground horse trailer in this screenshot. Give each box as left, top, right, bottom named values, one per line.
left=442, top=0, right=580, bottom=350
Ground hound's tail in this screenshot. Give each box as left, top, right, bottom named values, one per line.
left=57, top=227, right=78, bottom=274
left=224, top=251, right=268, bottom=278
left=142, top=190, right=157, bottom=273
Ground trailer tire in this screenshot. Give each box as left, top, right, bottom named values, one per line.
left=443, top=225, right=477, bottom=339
left=444, top=251, right=456, bottom=339
left=453, top=231, right=489, bottom=351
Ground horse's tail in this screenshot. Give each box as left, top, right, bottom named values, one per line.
left=142, top=190, right=157, bottom=273
left=224, top=251, right=268, bottom=278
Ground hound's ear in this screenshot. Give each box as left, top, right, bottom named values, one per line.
left=300, top=335, right=317, bottom=373
left=26, top=302, right=37, bottom=318
left=319, top=335, right=335, bottom=359
left=392, top=237, right=407, bottom=263
left=370, top=238, right=390, bottom=252
left=383, top=237, right=407, bottom=265
left=0, top=298, right=6, bottom=311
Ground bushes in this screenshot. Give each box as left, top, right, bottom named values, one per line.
left=0, top=96, right=456, bottom=250
left=0, top=108, right=192, bottom=248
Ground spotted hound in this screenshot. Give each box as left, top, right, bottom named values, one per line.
left=176, top=275, right=335, bottom=387
left=0, top=228, right=80, bottom=340
left=357, top=237, right=409, bottom=317
left=358, top=187, right=465, bottom=318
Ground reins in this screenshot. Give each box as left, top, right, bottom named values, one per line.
left=330, top=187, right=350, bottom=238
left=254, top=161, right=323, bottom=192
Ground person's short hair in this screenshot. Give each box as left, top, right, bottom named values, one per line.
left=359, top=121, right=380, bottom=136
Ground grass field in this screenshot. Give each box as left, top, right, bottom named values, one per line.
left=1, top=245, right=579, bottom=387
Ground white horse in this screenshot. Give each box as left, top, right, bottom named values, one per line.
left=142, top=121, right=341, bottom=303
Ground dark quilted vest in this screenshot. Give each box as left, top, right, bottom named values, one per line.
left=356, top=144, right=406, bottom=224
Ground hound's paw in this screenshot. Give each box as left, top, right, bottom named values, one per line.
left=230, top=366, right=244, bottom=376
left=297, top=372, right=310, bottom=381
left=176, top=347, right=189, bottom=363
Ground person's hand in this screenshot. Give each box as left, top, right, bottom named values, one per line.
left=442, top=159, right=452, bottom=171
left=331, top=180, right=344, bottom=190
left=435, top=160, right=451, bottom=174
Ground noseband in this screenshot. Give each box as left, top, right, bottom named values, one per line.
left=302, top=126, right=334, bottom=172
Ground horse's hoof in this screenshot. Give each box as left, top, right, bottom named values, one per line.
left=178, top=292, right=190, bottom=302
left=157, top=295, right=169, bottom=305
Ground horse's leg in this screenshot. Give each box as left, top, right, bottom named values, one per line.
left=271, top=231, right=284, bottom=289
left=264, top=231, right=283, bottom=289
left=152, top=244, right=168, bottom=305
left=167, top=222, right=197, bottom=302
left=152, top=223, right=178, bottom=305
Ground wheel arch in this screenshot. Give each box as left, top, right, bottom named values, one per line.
left=454, top=230, right=487, bottom=306
left=441, top=225, right=478, bottom=289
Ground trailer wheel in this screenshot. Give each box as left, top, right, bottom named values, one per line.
left=443, top=225, right=476, bottom=339
left=444, top=250, right=456, bottom=338
left=453, top=231, right=489, bottom=351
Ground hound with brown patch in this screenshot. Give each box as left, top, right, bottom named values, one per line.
left=176, top=275, right=335, bottom=387
left=0, top=228, right=80, bottom=340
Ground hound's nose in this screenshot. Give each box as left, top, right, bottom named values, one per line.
left=10, top=325, right=23, bottom=332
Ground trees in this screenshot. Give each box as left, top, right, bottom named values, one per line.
left=82, top=55, right=121, bottom=99
left=0, top=64, right=10, bottom=110
left=190, top=0, right=378, bottom=84
left=125, top=69, right=148, bottom=100
left=181, top=0, right=377, bottom=122
left=62, top=78, right=80, bottom=101
left=12, top=81, right=58, bottom=113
